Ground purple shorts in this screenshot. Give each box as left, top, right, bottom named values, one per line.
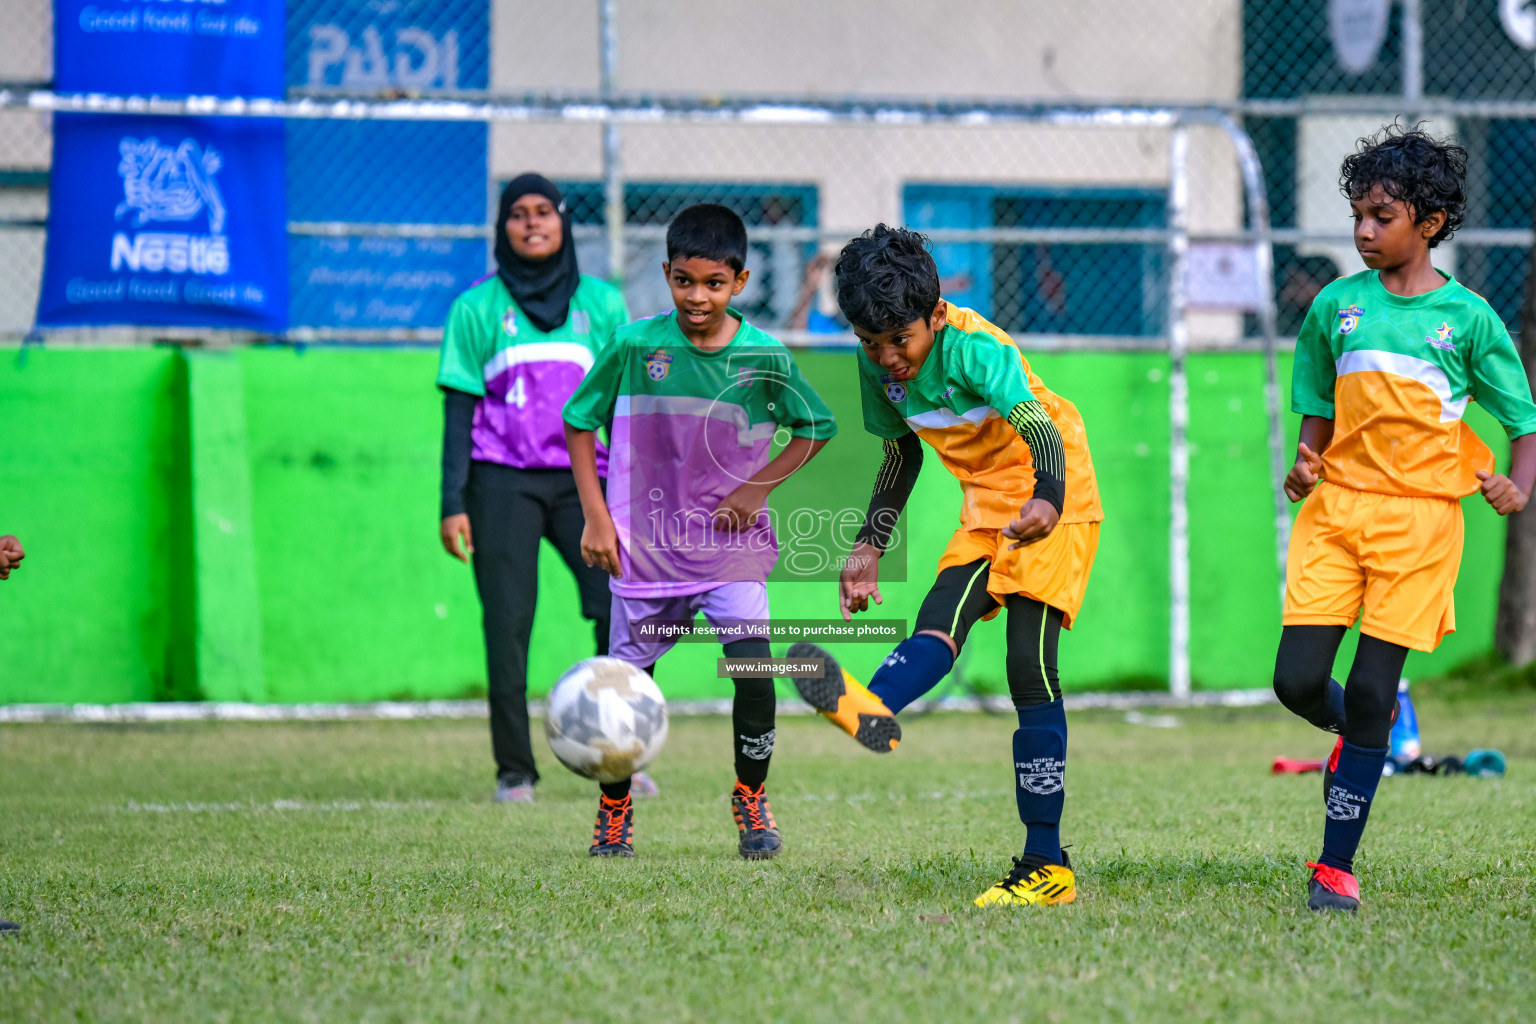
left=608, top=582, right=771, bottom=665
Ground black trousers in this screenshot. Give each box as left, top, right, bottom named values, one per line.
left=465, top=461, right=612, bottom=784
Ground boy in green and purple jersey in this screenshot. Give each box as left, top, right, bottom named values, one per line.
left=563, top=204, right=837, bottom=860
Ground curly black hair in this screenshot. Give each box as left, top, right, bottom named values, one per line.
left=833, top=225, right=941, bottom=333
left=1339, top=123, right=1467, bottom=248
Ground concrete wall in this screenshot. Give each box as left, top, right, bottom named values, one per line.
left=487, top=0, right=1249, bottom=246
left=492, top=0, right=1241, bottom=100
left=0, top=344, right=1508, bottom=705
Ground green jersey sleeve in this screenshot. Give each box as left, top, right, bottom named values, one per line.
left=857, top=359, right=913, bottom=440
left=954, top=332, right=1036, bottom=413
left=771, top=354, right=839, bottom=441
left=1469, top=309, right=1536, bottom=439
left=563, top=331, right=627, bottom=432
left=436, top=292, right=489, bottom=396
left=1291, top=295, right=1337, bottom=417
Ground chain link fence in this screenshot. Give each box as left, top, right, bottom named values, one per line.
left=3, top=0, right=1532, bottom=346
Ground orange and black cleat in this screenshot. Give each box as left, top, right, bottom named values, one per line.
left=787, top=642, right=900, bottom=753
left=1306, top=861, right=1360, bottom=913
left=590, top=793, right=635, bottom=858
left=731, top=781, right=782, bottom=860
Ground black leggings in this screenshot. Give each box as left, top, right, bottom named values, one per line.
left=912, top=558, right=1064, bottom=708
left=466, top=461, right=612, bottom=784
left=1273, top=625, right=1407, bottom=748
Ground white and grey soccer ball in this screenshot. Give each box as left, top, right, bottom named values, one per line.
left=544, top=657, right=669, bottom=783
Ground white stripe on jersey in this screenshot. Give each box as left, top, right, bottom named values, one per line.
left=1334, top=349, right=1469, bottom=423
left=483, top=341, right=595, bottom=381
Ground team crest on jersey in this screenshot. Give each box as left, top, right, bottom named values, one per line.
left=571, top=310, right=590, bottom=334
left=1337, top=305, right=1363, bottom=335
left=501, top=308, right=518, bottom=337
left=1427, top=321, right=1456, bottom=352
left=735, top=367, right=756, bottom=389
left=644, top=350, right=673, bottom=381
left=880, top=374, right=907, bottom=404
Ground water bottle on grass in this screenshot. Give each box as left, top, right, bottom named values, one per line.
left=1389, top=678, right=1420, bottom=761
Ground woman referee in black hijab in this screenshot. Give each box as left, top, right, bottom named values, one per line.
left=437, top=175, right=649, bottom=803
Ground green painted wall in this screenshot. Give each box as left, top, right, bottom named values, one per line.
left=0, top=348, right=192, bottom=703
left=0, top=345, right=1510, bottom=704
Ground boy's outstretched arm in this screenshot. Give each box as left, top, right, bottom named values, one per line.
left=1477, top=433, right=1536, bottom=516
left=711, top=436, right=829, bottom=531
left=564, top=423, right=622, bottom=578
left=1285, top=415, right=1335, bottom=502
left=840, top=433, right=924, bottom=621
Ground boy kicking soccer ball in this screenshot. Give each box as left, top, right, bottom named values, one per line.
left=1274, top=125, right=1536, bottom=912
left=790, top=226, right=1103, bottom=907
left=563, top=204, right=836, bottom=860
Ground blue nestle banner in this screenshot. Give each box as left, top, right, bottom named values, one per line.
left=36, top=115, right=288, bottom=331
left=286, top=0, right=489, bottom=329
left=39, top=0, right=287, bottom=331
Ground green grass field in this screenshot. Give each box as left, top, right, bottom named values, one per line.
left=3, top=693, right=1535, bottom=1023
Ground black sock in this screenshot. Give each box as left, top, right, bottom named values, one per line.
left=1320, top=740, right=1386, bottom=872
left=724, top=639, right=775, bottom=788
left=1318, top=635, right=1409, bottom=872
left=600, top=779, right=631, bottom=800
left=1014, top=700, right=1067, bottom=863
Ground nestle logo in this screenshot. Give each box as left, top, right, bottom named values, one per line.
left=111, top=233, right=230, bottom=275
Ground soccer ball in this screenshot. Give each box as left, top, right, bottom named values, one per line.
left=544, top=657, right=669, bottom=783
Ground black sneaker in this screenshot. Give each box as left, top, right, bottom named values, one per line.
left=0, top=919, right=18, bottom=934
left=731, top=782, right=782, bottom=860
left=590, top=794, right=635, bottom=858
left=1306, top=861, right=1360, bottom=913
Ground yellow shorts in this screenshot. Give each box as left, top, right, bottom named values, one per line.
left=1282, top=482, right=1464, bottom=652
left=938, top=521, right=1100, bottom=629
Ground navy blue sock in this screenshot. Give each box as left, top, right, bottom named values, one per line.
left=1014, top=700, right=1067, bottom=863
left=868, top=634, right=954, bottom=714
left=1320, top=740, right=1388, bottom=873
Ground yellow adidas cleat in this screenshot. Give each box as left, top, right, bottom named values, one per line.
left=786, top=642, right=900, bottom=753
left=974, top=852, right=1077, bottom=907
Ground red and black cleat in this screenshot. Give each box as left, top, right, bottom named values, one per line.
left=1306, top=861, right=1360, bottom=913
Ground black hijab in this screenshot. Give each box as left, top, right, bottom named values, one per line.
left=495, top=173, right=580, bottom=334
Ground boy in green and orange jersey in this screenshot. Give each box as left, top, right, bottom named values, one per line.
left=789, top=225, right=1104, bottom=908
left=1275, top=125, right=1536, bottom=912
